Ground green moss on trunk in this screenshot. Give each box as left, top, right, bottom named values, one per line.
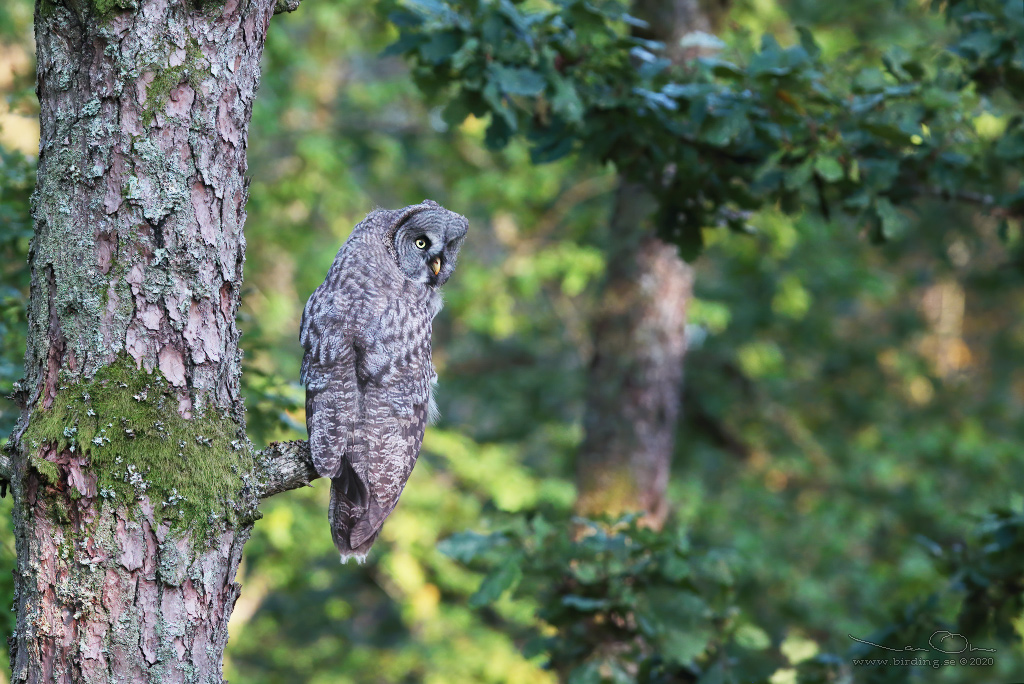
left=22, top=357, right=255, bottom=535
left=28, top=454, right=60, bottom=486
left=141, top=35, right=209, bottom=127
left=91, top=0, right=135, bottom=18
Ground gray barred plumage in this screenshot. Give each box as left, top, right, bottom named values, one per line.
left=300, top=200, right=468, bottom=562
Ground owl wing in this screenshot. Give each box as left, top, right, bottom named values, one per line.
left=300, top=270, right=363, bottom=480
left=346, top=314, right=434, bottom=549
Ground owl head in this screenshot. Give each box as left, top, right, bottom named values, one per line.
left=387, top=199, right=468, bottom=287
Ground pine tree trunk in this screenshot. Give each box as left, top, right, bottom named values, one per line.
left=5, top=0, right=286, bottom=679
left=575, top=0, right=726, bottom=527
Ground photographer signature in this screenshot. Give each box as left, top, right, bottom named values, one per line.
left=849, top=631, right=996, bottom=654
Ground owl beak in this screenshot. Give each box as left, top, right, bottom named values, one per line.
left=430, top=256, right=441, bottom=276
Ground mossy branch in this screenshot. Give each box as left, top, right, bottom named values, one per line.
left=256, top=439, right=319, bottom=499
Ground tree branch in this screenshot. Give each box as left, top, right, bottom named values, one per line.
left=914, top=185, right=997, bottom=208
left=910, top=185, right=1024, bottom=219
left=256, top=440, right=320, bottom=499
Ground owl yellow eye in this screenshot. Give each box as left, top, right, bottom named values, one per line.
left=415, top=237, right=429, bottom=250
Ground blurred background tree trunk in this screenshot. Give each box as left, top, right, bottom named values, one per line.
left=5, top=0, right=281, bottom=680
left=575, top=0, right=728, bottom=527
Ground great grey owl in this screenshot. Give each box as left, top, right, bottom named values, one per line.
left=300, top=200, right=468, bottom=563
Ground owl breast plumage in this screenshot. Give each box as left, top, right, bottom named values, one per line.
left=300, top=200, right=468, bottom=562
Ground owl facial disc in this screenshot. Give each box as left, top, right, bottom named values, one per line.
left=389, top=200, right=468, bottom=286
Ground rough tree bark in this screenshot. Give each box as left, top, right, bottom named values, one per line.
left=575, top=0, right=727, bottom=528
left=0, top=0, right=313, bottom=680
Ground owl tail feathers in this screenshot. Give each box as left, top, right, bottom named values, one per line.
left=328, top=475, right=386, bottom=564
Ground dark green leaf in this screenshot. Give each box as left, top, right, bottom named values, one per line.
left=551, top=78, right=584, bottom=123
left=637, top=587, right=714, bottom=665
left=621, top=13, right=649, bottom=29
left=482, top=81, right=516, bottom=128
left=567, top=661, right=602, bottom=684
left=442, top=97, right=472, bottom=127
left=420, top=30, right=463, bottom=64
left=634, top=88, right=678, bottom=111
left=530, top=134, right=575, bottom=164
left=470, top=558, right=522, bottom=606
left=702, top=111, right=746, bottom=146
left=438, top=531, right=506, bottom=562
left=676, top=223, right=704, bottom=262
left=785, top=159, right=814, bottom=191
left=450, top=37, right=480, bottom=71
left=874, top=197, right=909, bottom=240
left=387, top=9, right=424, bottom=28
left=698, top=57, right=743, bottom=78
left=659, top=552, right=691, bottom=582
left=490, top=64, right=547, bottom=96
left=795, top=25, right=821, bottom=60
left=381, top=32, right=426, bottom=58
left=696, top=661, right=727, bottom=684
left=661, top=83, right=710, bottom=100
left=814, top=155, right=844, bottom=183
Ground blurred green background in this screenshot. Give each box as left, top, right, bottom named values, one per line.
left=1, top=0, right=1023, bottom=682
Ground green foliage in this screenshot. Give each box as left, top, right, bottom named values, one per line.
left=943, top=0, right=1024, bottom=98
left=832, top=507, right=1024, bottom=684
left=386, top=0, right=1022, bottom=256
left=445, top=510, right=1024, bottom=684
left=442, top=515, right=767, bottom=683
left=948, top=506, right=1024, bottom=641
left=21, top=357, right=256, bottom=534
left=671, top=203, right=1024, bottom=684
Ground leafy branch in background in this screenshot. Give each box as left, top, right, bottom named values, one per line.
left=442, top=509, right=1024, bottom=684
left=947, top=506, right=1024, bottom=642
left=384, top=0, right=1023, bottom=258
left=440, top=514, right=765, bottom=684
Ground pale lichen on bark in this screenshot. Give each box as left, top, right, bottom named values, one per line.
left=255, top=440, right=316, bottom=498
